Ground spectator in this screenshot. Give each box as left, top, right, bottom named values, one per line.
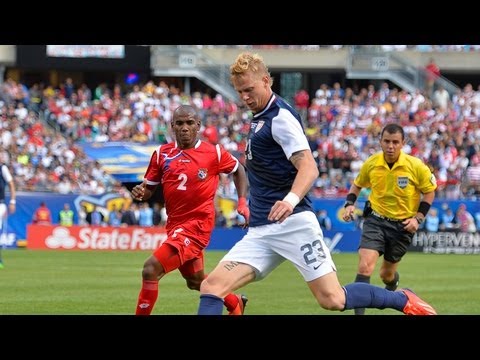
left=108, top=204, right=123, bottom=227
left=455, top=204, right=476, bottom=233
left=474, top=211, right=480, bottom=231
left=425, top=58, right=440, bottom=96
left=56, top=176, right=73, bottom=194
left=293, top=89, right=309, bottom=125
left=439, top=205, right=458, bottom=230
left=317, top=209, right=332, bottom=231
left=58, top=203, right=74, bottom=227
left=152, top=203, right=162, bottom=226
left=432, top=84, right=450, bottom=110
left=138, top=202, right=153, bottom=227
left=159, top=203, right=168, bottom=226
left=215, top=208, right=228, bottom=228
left=121, top=202, right=139, bottom=226
left=86, top=205, right=104, bottom=226
left=78, top=204, right=88, bottom=226
left=424, top=207, right=440, bottom=232
left=32, top=201, right=52, bottom=225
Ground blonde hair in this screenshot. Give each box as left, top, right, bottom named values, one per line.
left=230, top=52, right=273, bottom=86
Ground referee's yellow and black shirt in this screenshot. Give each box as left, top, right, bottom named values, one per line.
left=354, top=151, right=437, bottom=220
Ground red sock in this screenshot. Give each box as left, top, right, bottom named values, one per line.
left=203, top=273, right=238, bottom=312
left=223, top=293, right=239, bottom=312
left=135, top=280, right=158, bottom=315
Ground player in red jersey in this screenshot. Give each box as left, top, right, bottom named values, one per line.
left=131, top=104, right=250, bottom=315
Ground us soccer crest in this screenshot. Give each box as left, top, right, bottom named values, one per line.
left=251, top=121, right=265, bottom=133
left=255, top=120, right=265, bottom=133
left=197, top=168, right=208, bottom=180
left=397, top=176, right=408, bottom=189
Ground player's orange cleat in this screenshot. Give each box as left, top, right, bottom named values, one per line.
left=401, top=288, right=437, bottom=315
left=228, top=294, right=248, bottom=315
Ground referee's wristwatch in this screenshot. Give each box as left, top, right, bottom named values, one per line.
left=414, top=216, right=424, bottom=225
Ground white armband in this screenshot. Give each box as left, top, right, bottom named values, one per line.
left=9, top=199, right=16, bottom=204
left=283, top=192, right=300, bottom=208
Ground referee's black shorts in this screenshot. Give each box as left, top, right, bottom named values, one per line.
left=359, top=214, right=413, bottom=263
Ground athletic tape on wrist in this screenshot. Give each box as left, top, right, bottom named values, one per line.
left=283, top=192, right=300, bottom=208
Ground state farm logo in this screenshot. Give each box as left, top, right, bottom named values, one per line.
left=46, top=227, right=76, bottom=249
left=43, top=226, right=167, bottom=250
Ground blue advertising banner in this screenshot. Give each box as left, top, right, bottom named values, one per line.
left=310, top=198, right=480, bottom=232
left=7, top=193, right=480, bottom=253
left=80, top=142, right=158, bottom=183
left=207, top=228, right=361, bottom=252
left=6, top=192, right=132, bottom=247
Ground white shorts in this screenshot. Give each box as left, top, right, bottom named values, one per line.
left=0, top=203, right=6, bottom=231
left=222, top=211, right=337, bottom=282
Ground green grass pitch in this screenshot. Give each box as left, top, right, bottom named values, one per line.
left=1, top=249, right=479, bottom=315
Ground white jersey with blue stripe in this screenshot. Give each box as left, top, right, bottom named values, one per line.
left=245, top=93, right=314, bottom=227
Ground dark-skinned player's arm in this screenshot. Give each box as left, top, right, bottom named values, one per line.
left=131, top=181, right=158, bottom=202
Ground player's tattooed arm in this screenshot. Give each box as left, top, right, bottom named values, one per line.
left=290, top=150, right=306, bottom=169
left=288, top=149, right=319, bottom=199
left=223, top=261, right=240, bottom=271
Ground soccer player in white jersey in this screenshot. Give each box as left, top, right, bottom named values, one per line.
left=197, top=52, right=436, bottom=315
left=0, top=152, right=16, bottom=269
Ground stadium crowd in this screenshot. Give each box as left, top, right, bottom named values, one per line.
left=195, top=45, right=480, bottom=52
left=2, top=75, right=480, bottom=205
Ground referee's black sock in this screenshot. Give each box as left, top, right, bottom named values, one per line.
left=383, top=271, right=399, bottom=291
left=354, top=274, right=370, bottom=315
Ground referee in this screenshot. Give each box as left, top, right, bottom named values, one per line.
left=343, top=123, right=437, bottom=315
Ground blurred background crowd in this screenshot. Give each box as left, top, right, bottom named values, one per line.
left=2, top=45, right=480, bottom=229
left=3, top=75, right=480, bottom=201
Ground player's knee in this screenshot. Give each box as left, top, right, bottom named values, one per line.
left=186, top=278, right=202, bottom=291
left=319, top=298, right=344, bottom=311
left=199, top=276, right=222, bottom=294
left=142, top=257, right=163, bottom=280
left=358, top=261, right=376, bottom=275
left=141, top=264, right=156, bottom=279
left=317, top=291, right=345, bottom=311
left=199, top=277, right=211, bottom=293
